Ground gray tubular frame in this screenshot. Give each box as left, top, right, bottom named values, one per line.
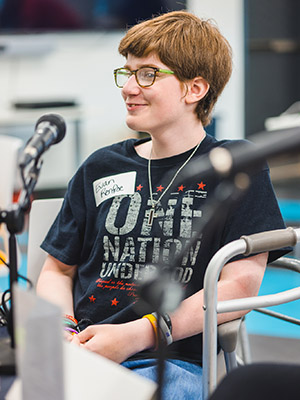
left=202, top=227, right=300, bottom=399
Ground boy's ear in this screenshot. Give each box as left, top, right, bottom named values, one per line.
left=185, top=77, right=210, bottom=104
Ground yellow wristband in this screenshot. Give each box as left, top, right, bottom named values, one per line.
left=142, top=314, right=158, bottom=351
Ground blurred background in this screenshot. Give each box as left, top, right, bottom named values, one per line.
left=0, top=0, right=300, bottom=362
left=1, top=0, right=300, bottom=200
left=0, top=0, right=243, bottom=197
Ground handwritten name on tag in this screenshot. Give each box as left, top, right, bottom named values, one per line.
left=93, top=171, right=136, bottom=207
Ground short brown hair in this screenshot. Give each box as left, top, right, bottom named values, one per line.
left=118, top=10, right=232, bottom=127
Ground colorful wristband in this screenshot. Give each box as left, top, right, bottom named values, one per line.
left=142, top=313, right=159, bottom=351
left=63, top=318, right=76, bottom=327
left=63, top=314, right=79, bottom=334
left=64, top=314, right=78, bottom=325
left=64, top=327, right=78, bottom=335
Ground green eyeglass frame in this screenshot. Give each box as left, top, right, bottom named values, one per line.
left=113, top=66, right=174, bottom=88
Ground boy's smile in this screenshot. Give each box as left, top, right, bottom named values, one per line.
left=122, top=53, right=187, bottom=136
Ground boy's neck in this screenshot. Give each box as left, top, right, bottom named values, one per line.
left=136, top=125, right=206, bottom=160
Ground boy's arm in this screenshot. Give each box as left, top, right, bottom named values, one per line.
left=73, top=252, right=268, bottom=363
left=36, top=254, right=77, bottom=316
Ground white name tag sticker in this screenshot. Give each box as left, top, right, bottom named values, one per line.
left=93, top=171, right=136, bottom=207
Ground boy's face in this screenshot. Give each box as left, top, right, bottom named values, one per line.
left=121, top=53, right=189, bottom=136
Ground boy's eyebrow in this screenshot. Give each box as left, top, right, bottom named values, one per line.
left=123, top=63, right=159, bottom=70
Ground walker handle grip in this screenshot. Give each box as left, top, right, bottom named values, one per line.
left=241, top=227, right=297, bottom=256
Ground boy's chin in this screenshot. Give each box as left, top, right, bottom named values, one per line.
left=126, top=118, right=143, bottom=133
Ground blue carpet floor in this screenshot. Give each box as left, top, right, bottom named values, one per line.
left=246, top=268, right=300, bottom=339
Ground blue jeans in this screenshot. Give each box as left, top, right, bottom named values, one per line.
left=122, top=358, right=203, bottom=400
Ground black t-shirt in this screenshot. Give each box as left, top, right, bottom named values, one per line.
left=41, top=134, right=288, bottom=365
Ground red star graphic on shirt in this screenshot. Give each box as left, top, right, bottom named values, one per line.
left=111, top=298, right=119, bottom=306
left=89, top=295, right=96, bottom=303
left=156, top=185, right=164, bottom=192
left=178, top=185, right=186, bottom=191
left=136, top=184, right=143, bottom=191
left=197, top=181, right=206, bottom=190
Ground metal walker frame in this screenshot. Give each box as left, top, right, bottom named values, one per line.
left=202, top=227, right=300, bottom=399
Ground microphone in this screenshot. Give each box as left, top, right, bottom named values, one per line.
left=19, top=113, right=66, bottom=168
left=183, top=126, right=300, bottom=181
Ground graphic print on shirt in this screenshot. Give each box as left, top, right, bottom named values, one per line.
left=93, top=173, right=208, bottom=304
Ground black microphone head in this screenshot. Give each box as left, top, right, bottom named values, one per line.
left=35, top=113, right=66, bottom=144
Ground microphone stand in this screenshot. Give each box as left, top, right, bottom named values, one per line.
left=0, top=158, right=42, bottom=374
left=137, top=174, right=251, bottom=400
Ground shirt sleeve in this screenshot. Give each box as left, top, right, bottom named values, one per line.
left=40, top=169, right=86, bottom=266
left=220, top=166, right=291, bottom=263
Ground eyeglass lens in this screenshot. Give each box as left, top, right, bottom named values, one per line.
left=116, top=67, right=156, bottom=88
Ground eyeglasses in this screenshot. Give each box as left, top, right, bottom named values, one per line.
left=113, top=66, right=174, bottom=88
